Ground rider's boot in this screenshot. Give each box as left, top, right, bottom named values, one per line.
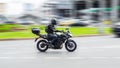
left=48, top=41, right=54, bottom=48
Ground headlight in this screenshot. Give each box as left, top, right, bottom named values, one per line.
left=114, top=23, right=120, bottom=28
left=68, top=33, right=72, bottom=37
left=114, top=25, right=120, bottom=28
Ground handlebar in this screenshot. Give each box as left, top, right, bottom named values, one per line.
left=55, top=30, right=66, bottom=33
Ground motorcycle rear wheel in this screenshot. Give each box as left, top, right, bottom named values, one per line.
left=37, top=40, right=48, bottom=52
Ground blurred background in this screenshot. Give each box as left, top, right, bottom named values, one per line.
left=0, top=0, right=120, bottom=39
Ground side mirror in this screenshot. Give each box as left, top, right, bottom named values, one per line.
left=66, top=28, right=69, bottom=30
left=66, top=28, right=70, bottom=33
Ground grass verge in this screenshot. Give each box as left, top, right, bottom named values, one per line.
left=0, top=26, right=111, bottom=39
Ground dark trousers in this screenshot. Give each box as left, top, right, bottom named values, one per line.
left=48, top=33, right=58, bottom=44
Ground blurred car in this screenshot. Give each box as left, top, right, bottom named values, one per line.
left=4, top=21, right=16, bottom=24
left=40, top=18, right=50, bottom=25
left=17, top=20, right=36, bottom=25
left=59, top=18, right=95, bottom=26
left=58, top=18, right=73, bottom=26
left=112, top=22, right=120, bottom=37
left=80, top=19, right=98, bottom=24
left=69, top=19, right=90, bottom=26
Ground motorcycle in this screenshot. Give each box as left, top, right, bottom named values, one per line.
left=32, top=28, right=77, bottom=52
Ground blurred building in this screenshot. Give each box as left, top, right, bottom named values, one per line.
left=0, top=3, right=7, bottom=24
left=0, top=1, right=39, bottom=24
left=0, top=3, right=6, bottom=15
left=0, top=1, right=37, bottom=16
left=41, top=0, right=120, bottom=22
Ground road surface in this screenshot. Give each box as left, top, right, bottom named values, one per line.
left=0, top=35, right=120, bottom=68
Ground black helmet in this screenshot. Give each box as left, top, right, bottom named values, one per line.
left=51, top=19, right=57, bottom=25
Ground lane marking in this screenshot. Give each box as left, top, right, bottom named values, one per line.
left=1, top=56, right=120, bottom=60
left=0, top=52, right=33, bottom=54
left=89, top=57, right=108, bottom=59
left=44, top=57, right=61, bottom=60
left=44, top=57, right=120, bottom=60
left=0, top=57, right=12, bottom=59
left=0, top=57, right=36, bottom=59
left=79, top=46, right=120, bottom=49
left=67, top=57, right=86, bottom=59
left=112, top=57, right=120, bottom=59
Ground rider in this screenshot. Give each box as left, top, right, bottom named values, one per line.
left=45, top=19, right=62, bottom=45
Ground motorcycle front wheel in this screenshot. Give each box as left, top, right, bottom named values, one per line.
left=37, top=40, right=48, bottom=52
left=65, top=39, right=77, bottom=52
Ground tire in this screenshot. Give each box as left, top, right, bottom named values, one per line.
left=65, top=39, right=77, bottom=52
left=37, top=40, right=48, bottom=52
left=116, top=34, right=120, bottom=37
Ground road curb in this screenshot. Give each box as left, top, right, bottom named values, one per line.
left=0, top=34, right=112, bottom=41
left=74, top=34, right=112, bottom=37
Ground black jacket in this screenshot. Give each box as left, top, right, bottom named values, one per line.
left=45, top=24, right=55, bottom=34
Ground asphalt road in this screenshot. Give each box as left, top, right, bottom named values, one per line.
left=0, top=35, right=120, bottom=68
